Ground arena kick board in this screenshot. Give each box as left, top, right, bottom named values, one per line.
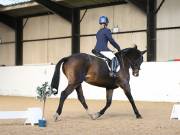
left=170, top=104, right=180, bottom=120
left=0, top=108, right=42, bottom=125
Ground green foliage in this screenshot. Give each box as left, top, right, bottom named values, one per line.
left=36, top=82, right=53, bottom=102
left=36, top=82, right=53, bottom=119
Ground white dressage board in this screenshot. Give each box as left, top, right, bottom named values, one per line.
left=0, top=107, right=42, bottom=125
left=170, top=104, right=180, bottom=120
left=1, top=62, right=180, bottom=102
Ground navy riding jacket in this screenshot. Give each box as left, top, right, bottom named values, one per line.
left=94, top=27, right=120, bottom=52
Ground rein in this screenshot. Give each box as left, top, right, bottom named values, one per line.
left=120, top=52, right=125, bottom=70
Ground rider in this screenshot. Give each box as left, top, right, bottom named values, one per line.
left=92, top=16, right=121, bottom=77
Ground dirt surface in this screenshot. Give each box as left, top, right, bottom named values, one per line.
left=0, top=96, right=180, bottom=135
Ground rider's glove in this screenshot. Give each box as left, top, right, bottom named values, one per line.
left=117, top=47, right=121, bottom=52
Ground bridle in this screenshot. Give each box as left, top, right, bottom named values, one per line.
left=117, top=51, right=142, bottom=70
left=115, top=49, right=143, bottom=77
left=128, top=55, right=142, bottom=68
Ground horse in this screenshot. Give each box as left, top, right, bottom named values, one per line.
left=51, top=45, right=146, bottom=121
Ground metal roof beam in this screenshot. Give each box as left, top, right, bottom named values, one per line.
left=155, top=0, right=165, bottom=14
left=128, top=0, right=146, bottom=13
left=80, top=1, right=127, bottom=9
left=0, top=13, right=16, bottom=29
left=34, top=0, right=72, bottom=22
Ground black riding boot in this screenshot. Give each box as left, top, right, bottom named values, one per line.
left=109, top=57, right=118, bottom=78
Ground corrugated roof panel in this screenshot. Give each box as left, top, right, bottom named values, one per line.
left=0, top=0, right=31, bottom=6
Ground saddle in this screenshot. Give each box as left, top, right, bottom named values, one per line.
left=92, top=49, right=120, bottom=73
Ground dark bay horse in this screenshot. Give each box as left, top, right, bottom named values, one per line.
left=51, top=45, right=146, bottom=121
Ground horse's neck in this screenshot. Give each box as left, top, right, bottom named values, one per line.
left=121, top=54, right=131, bottom=67
left=117, top=55, right=131, bottom=76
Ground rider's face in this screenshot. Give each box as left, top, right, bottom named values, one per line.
left=103, top=23, right=108, bottom=27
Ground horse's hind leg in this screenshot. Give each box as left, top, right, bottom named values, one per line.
left=54, top=84, right=78, bottom=121
left=91, top=88, right=114, bottom=120
left=76, top=84, right=92, bottom=118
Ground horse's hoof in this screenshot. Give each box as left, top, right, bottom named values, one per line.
left=53, top=113, right=60, bottom=122
left=86, top=110, right=93, bottom=119
left=91, top=112, right=100, bottom=120
left=136, top=114, right=142, bottom=119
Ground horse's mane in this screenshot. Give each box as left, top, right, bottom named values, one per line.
left=122, top=48, right=131, bottom=54
left=115, top=48, right=129, bottom=57
left=116, top=47, right=141, bottom=57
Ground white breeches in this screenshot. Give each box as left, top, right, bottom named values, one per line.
left=100, top=51, right=115, bottom=60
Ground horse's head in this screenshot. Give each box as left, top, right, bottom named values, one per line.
left=116, top=45, right=146, bottom=77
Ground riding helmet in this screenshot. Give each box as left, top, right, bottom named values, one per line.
left=99, top=16, right=109, bottom=24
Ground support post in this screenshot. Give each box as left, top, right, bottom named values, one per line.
left=71, top=9, right=80, bottom=54
left=15, top=18, right=23, bottom=65
left=147, top=0, right=157, bottom=61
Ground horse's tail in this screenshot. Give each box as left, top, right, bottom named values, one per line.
left=51, top=57, right=68, bottom=93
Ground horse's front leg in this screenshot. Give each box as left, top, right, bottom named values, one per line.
left=121, top=82, right=142, bottom=118
left=91, top=88, right=113, bottom=120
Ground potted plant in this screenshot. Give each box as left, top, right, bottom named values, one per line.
left=36, top=82, right=53, bottom=127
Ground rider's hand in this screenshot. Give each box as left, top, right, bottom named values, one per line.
left=117, top=48, right=121, bottom=52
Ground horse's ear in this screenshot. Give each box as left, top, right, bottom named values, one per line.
left=141, top=50, right=147, bottom=55
left=133, top=44, right=137, bottom=49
